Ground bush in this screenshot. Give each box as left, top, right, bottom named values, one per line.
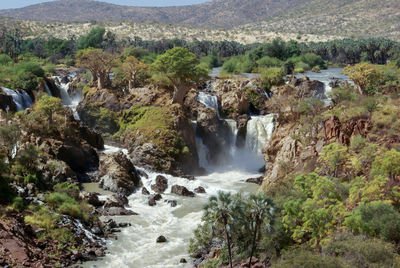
left=272, top=247, right=341, bottom=268
left=344, top=201, right=400, bottom=243
left=77, top=27, right=105, bottom=50
left=0, top=54, right=13, bottom=66
left=44, top=191, right=90, bottom=222
left=256, top=56, right=283, bottom=69
left=323, top=232, right=400, bottom=268
left=300, top=53, right=326, bottom=69
left=258, top=67, right=285, bottom=90
left=283, top=60, right=295, bottom=74
left=10, top=196, right=24, bottom=211
left=350, top=135, right=366, bottom=153
left=327, top=86, right=357, bottom=105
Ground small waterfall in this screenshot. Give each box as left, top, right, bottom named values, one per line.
left=245, top=114, right=275, bottom=155
left=44, top=82, right=53, bottom=96
left=197, top=91, right=220, bottom=118
left=1, top=87, right=33, bottom=111
left=52, top=76, right=72, bottom=105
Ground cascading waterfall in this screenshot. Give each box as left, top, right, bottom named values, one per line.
left=245, top=114, right=275, bottom=155
left=1, top=87, right=33, bottom=111
left=197, top=91, right=220, bottom=118
left=53, top=76, right=72, bottom=105
left=44, top=82, right=53, bottom=96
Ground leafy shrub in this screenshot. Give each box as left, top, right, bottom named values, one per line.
left=350, top=135, right=366, bottom=153
left=323, top=232, right=400, bottom=268
left=10, top=196, right=24, bottom=211
left=344, top=201, right=400, bottom=243
left=258, top=67, right=285, bottom=90
left=272, top=247, right=341, bottom=268
left=256, top=56, right=283, bottom=69
left=0, top=54, right=13, bottom=66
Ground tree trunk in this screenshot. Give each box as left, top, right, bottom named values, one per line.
left=225, top=224, right=233, bottom=268
left=128, top=80, right=133, bottom=91
left=172, top=84, right=189, bottom=105
left=98, top=75, right=105, bottom=90
left=249, top=223, right=259, bottom=268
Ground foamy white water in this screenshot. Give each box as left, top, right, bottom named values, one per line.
left=1, top=87, right=33, bottom=111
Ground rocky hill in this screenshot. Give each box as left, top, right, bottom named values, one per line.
left=0, top=0, right=399, bottom=40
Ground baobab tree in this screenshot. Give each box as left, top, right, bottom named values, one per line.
left=76, top=48, right=116, bottom=89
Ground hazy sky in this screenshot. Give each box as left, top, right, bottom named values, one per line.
left=0, top=0, right=211, bottom=9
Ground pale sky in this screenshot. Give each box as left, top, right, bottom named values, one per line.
left=0, top=0, right=211, bottom=9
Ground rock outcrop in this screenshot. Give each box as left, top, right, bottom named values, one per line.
left=324, top=116, right=372, bottom=145
left=171, top=185, right=195, bottom=197
left=151, top=175, right=168, bottom=194
left=98, top=152, right=142, bottom=196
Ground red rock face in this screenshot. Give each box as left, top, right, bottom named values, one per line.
left=324, top=115, right=372, bottom=145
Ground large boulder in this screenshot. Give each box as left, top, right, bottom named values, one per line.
left=171, top=185, right=195, bottom=197
left=151, top=175, right=168, bottom=194
left=98, top=152, right=141, bottom=196
left=0, top=92, right=17, bottom=112
left=288, top=76, right=325, bottom=99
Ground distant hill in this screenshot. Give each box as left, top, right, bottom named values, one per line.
left=0, top=0, right=312, bottom=29
left=0, top=0, right=399, bottom=40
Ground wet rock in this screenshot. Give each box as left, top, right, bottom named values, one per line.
left=104, top=194, right=128, bottom=208
left=288, top=76, right=325, bottom=99
left=246, top=176, right=263, bottom=185
left=151, top=175, right=168, bottom=194
left=142, top=187, right=150, bottom=195
left=80, top=191, right=104, bottom=207
left=236, top=114, right=250, bottom=148
left=165, top=200, right=177, bottom=207
left=148, top=194, right=162, bottom=206
left=182, top=175, right=196, bottom=180
left=194, top=186, right=206, bottom=193
left=0, top=92, right=17, bottom=112
left=98, top=152, right=141, bottom=196
left=102, top=207, right=138, bottom=216
left=156, top=235, right=167, bottom=243
left=77, top=123, right=104, bottom=150
left=118, top=223, right=131, bottom=228
left=180, top=258, right=187, bottom=263
left=171, top=185, right=195, bottom=197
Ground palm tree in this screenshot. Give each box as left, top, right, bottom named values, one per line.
left=246, top=193, right=275, bottom=268
left=203, top=191, right=237, bottom=268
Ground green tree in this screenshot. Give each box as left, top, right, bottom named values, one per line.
left=77, top=27, right=105, bottom=50
left=343, top=63, right=383, bottom=95
left=282, top=173, right=346, bottom=247
left=34, top=95, right=64, bottom=127
left=76, top=48, right=116, bottom=89
left=371, top=149, right=400, bottom=180
left=203, top=191, right=236, bottom=268
left=318, top=143, right=349, bottom=177
left=0, top=123, right=20, bottom=162
left=245, top=193, right=275, bottom=268
left=151, top=47, right=208, bottom=104
left=344, top=201, right=400, bottom=243
left=283, top=60, right=295, bottom=75
left=122, top=56, right=148, bottom=90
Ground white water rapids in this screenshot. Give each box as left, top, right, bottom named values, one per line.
left=1, top=87, right=33, bottom=111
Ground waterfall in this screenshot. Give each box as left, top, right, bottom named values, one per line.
left=245, top=114, right=275, bottom=156
left=197, top=91, right=220, bottom=118
left=44, top=82, right=53, bottom=96
left=52, top=76, right=72, bottom=105
left=1, top=87, right=33, bottom=111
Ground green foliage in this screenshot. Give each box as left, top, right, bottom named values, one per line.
left=10, top=196, right=24, bottom=211
left=317, top=143, right=349, bottom=177
left=283, top=60, right=295, bottom=75
left=256, top=56, right=283, bottom=69
left=343, top=63, right=384, bottom=95
left=345, top=201, right=400, bottom=243
left=323, top=233, right=400, bottom=268
left=371, top=149, right=400, bottom=180
left=300, top=53, right=326, bottom=69
left=350, top=135, right=366, bottom=153
left=282, top=173, right=346, bottom=246
left=272, top=246, right=341, bottom=268
left=258, top=67, right=285, bottom=90
left=77, top=27, right=106, bottom=50
left=328, top=85, right=357, bottom=105
left=0, top=54, right=12, bottom=65
left=44, top=191, right=90, bottom=222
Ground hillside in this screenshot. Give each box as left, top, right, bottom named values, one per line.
left=241, top=0, right=400, bottom=41
left=0, top=0, right=310, bottom=29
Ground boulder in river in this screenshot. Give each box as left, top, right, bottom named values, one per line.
left=148, top=194, right=162, bottom=206
left=151, top=175, right=168, bottom=194
left=98, top=152, right=141, bottom=196
left=156, top=235, right=167, bottom=243
left=246, top=176, right=264, bottom=185
left=171, top=185, right=195, bottom=197
left=142, top=187, right=150, bottom=195
left=194, top=186, right=206, bottom=193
